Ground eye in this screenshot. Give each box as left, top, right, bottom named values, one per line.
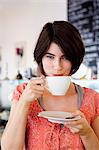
left=61, top=55, right=66, bottom=60
left=46, top=55, right=54, bottom=59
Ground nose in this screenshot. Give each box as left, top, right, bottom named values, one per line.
left=53, top=59, right=62, bottom=70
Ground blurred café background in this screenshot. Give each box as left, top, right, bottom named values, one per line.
left=0, top=0, right=99, bottom=143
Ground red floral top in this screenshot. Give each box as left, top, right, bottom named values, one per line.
left=12, top=83, right=99, bottom=150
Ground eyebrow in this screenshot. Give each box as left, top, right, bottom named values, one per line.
left=45, top=52, right=65, bottom=57
left=45, top=52, right=55, bottom=56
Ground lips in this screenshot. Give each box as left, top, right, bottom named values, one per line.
left=52, top=74, right=64, bottom=76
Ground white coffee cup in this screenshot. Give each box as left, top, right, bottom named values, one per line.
left=46, top=76, right=71, bottom=96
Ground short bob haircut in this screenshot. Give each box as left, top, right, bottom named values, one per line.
left=34, top=21, right=85, bottom=75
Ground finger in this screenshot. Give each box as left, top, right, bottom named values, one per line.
left=33, top=78, right=45, bottom=85
left=24, top=84, right=44, bottom=96
left=28, top=78, right=45, bottom=88
left=64, top=119, right=82, bottom=127
left=72, top=110, right=85, bottom=118
left=64, top=121, right=77, bottom=126
left=31, top=84, right=45, bottom=91
left=69, top=127, right=80, bottom=133
left=67, top=122, right=82, bottom=129
left=35, top=90, right=44, bottom=95
left=40, top=75, right=46, bottom=79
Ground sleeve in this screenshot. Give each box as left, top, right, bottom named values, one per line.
left=12, top=83, right=27, bottom=101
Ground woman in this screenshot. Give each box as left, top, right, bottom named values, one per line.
left=1, top=21, right=99, bottom=150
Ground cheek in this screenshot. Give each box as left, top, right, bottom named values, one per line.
left=63, top=62, right=72, bottom=71
left=42, top=58, right=53, bottom=71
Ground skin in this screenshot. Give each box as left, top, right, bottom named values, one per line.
left=42, top=43, right=72, bottom=76
left=1, top=42, right=99, bottom=150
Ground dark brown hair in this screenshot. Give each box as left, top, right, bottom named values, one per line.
left=34, top=21, right=85, bottom=75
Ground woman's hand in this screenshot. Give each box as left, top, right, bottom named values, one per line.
left=19, top=75, right=45, bottom=104
left=65, top=110, right=92, bottom=136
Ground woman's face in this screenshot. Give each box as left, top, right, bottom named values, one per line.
left=42, top=42, right=72, bottom=76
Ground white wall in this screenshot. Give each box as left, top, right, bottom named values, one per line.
left=0, top=6, right=3, bottom=46
left=0, top=0, right=67, bottom=79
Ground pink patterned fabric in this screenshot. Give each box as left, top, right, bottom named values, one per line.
left=12, top=83, right=99, bottom=150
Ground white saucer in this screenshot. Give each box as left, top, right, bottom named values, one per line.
left=38, top=111, right=81, bottom=123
